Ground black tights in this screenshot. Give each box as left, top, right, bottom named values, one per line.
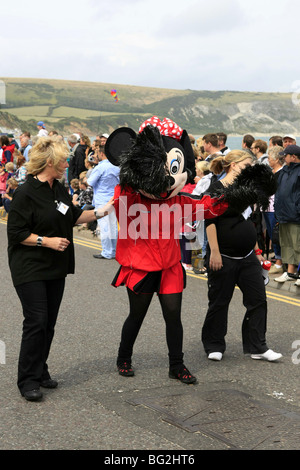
left=117, top=288, right=184, bottom=369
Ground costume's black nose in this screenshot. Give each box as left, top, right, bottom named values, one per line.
left=169, top=176, right=175, bottom=187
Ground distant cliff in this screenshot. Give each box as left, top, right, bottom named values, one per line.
left=0, top=77, right=299, bottom=136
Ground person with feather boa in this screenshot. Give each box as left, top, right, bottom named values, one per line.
left=104, top=117, right=280, bottom=383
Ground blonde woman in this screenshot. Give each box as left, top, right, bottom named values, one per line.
left=7, top=137, right=113, bottom=401
left=201, top=150, right=282, bottom=363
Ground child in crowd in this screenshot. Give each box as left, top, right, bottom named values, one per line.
left=75, top=172, right=95, bottom=232
left=75, top=172, right=94, bottom=208
left=70, top=178, right=80, bottom=205
left=194, top=160, right=210, bottom=184
left=5, top=162, right=15, bottom=179
left=0, top=164, right=9, bottom=206
left=2, top=177, right=18, bottom=213
left=15, top=155, right=27, bottom=185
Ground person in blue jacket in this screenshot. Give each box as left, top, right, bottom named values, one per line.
left=274, top=145, right=300, bottom=286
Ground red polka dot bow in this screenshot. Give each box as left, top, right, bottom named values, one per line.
left=139, top=116, right=183, bottom=141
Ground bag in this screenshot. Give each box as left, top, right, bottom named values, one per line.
left=272, top=222, right=280, bottom=245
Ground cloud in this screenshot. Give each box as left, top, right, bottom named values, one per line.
left=1, top=0, right=300, bottom=93
left=158, top=0, right=248, bottom=37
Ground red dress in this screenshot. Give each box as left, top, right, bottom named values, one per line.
left=112, top=185, right=227, bottom=294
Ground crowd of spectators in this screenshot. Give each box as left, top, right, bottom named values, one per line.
left=1, top=123, right=299, bottom=285
left=183, top=132, right=300, bottom=287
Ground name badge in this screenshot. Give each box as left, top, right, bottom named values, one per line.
left=57, top=202, right=69, bottom=215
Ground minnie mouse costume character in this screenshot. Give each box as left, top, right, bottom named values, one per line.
left=105, top=116, right=277, bottom=384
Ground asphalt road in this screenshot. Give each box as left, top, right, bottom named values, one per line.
left=1, top=220, right=300, bottom=454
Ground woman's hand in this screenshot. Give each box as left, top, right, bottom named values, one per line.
left=45, top=237, right=70, bottom=252
left=256, top=253, right=265, bottom=263
left=21, top=234, right=70, bottom=251
left=95, top=197, right=114, bottom=218
left=254, top=246, right=264, bottom=263
left=209, top=249, right=223, bottom=271
left=206, top=224, right=223, bottom=271
left=75, top=197, right=115, bottom=225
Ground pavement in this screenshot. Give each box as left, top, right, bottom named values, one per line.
left=1, top=220, right=300, bottom=454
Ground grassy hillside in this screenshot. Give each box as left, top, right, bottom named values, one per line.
left=0, top=77, right=297, bottom=136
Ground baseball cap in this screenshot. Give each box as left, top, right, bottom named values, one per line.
left=37, top=121, right=45, bottom=128
left=279, top=144, right=300, bottom=157
left=73, top=133, right=81, bottom=142
left=283, top=134, right=296, bottom=141
left=101, top=133, right=109, bottom=139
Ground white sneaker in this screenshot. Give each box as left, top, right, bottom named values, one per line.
left=208, top=352, right=223, bottom=361
left=294, top=278, right=300, bottom=287
left=251, top=349, right=282, bottom=361
left=269, top=264, right=283, bottom=274
left=274, top=272, right=294, bottom=283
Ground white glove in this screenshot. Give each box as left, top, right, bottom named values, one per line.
left=94, top=198, right=114, bottom=219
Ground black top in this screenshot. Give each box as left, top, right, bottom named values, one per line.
left=205, top=180, right=257, bottom=257
left=7, top=175, right=83, bottom=286
left=68, top=144, right=87, bottom=182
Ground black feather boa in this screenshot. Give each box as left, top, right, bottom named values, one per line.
left=118, top=125, right=170, bottom=198
left=210, top=164, right=277, bottom=212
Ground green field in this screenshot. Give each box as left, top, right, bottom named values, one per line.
left=0, top=77, right=297, bottom=136
left=5, top=106, right=51, bottom=120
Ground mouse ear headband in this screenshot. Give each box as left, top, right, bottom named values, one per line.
left=105, top=116, right=195, bottom=177
left=139, top=117, right=195, bottom=178
left=104, top=117, right=183, bottom=167
left=105, top=127, right=136, bottom=166
left=139, top=116, right=183, bottom=140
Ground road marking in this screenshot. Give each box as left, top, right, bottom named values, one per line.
left=73, top=237, right=101, bottom=250
left=2, top=218, right=299, bottom=307
left=187, top=272, right=300, bottom=307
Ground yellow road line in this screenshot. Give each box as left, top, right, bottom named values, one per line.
left=2, top=217, right=299, bottom=306
left=264, top=294, right=300, bottom=307
left=73, top=237, right=101, bottom=249
left=186, top=271, right=300, bottom=307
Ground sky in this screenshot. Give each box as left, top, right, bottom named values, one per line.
left=1, top=0, right=300, bottom=93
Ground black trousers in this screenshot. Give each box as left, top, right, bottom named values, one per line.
left=15, top=279, right=65, bottom=394
left=202, top=253, right=268, bottom=355
left=117, top=288, right=184, bottom=369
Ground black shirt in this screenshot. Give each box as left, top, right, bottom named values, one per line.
left=205, top=180, right=257, bottom=257
left=7, top=175, right=83, bottom=286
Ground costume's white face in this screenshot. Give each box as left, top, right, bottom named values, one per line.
left=165, top=147, right=187, bottom=198
left=140, top=147, right=188, bottom=199
left=139, top=147, right=188, bottom=200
